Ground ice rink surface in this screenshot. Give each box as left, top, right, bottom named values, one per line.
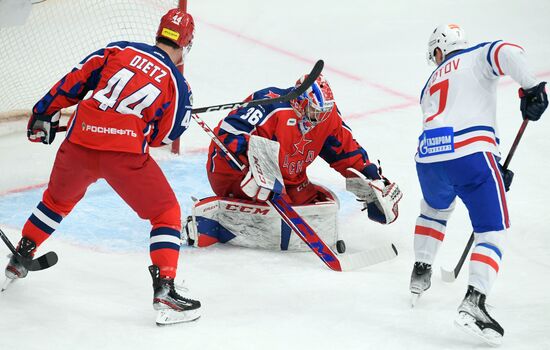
left=1, top=0, right=549, bottom=349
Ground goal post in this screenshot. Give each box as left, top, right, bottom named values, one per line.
left=171, top=0, right=188, bottom=154
left=0, top=0, right=189, bottom=154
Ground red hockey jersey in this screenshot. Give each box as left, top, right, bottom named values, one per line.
left=33, top=41, right=192, bottom=154
left=207, top=87, right=377, bottom=187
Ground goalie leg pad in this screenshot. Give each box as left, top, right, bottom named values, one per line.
left=188, top=196, right=338, bottom=251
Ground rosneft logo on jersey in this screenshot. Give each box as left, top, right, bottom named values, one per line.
left=81, top=122, right=137, bottom=138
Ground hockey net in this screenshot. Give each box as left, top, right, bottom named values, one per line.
left=0, top=0, right=186, bottom=153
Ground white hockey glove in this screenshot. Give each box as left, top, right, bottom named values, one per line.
left=240, top=169, right=272, bottom=201
left=240, top=135, right=286, bottom=202
left=346, top=167, right=402, bottom=225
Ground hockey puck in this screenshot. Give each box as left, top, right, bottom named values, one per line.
left=336, top=240, right=346, bottom=254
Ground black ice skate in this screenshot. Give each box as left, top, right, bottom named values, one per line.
left=455, top=285, right=504, bottom=347
left=2, top=238, right=36, bottom=291
left=410, top=262, right=432, bottom=307
left=149, top=265, right=201, bottom=325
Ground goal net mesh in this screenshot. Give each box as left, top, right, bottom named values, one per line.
left=0, top=0, right=179, bottom=118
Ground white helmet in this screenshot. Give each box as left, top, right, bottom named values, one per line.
left=427, top=24, right=468, bottom=65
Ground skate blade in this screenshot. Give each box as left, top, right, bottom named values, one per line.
left=155, top=308, right=201, bottom=326
left=454, top=312, right=503, bottom=347
left=1, top=277, right=16, bottom=292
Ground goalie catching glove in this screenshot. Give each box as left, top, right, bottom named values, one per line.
left=346, top=166, right=403, bottom=224
left=27, top=111, right=61, bottom=144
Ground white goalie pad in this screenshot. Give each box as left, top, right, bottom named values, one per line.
left=189, top=196, right=339, bottom=251
left=247, top=135, right=285, bottom=194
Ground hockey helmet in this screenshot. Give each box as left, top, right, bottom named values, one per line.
left=427, top=24, right=468, bottom=65
left=290, top=74, right=335, bottom=128
left=156, top=8, right=194, bottom=48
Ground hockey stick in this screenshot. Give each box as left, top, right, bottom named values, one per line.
left=191, top=112, right=398, bottom=271
left=0, top=228, right=58, bottom=272
left=191, top=59, right=324, bottom=114
left=57, top=60, right=325, bottom=133
left=440, top=119, right=529, bottom=282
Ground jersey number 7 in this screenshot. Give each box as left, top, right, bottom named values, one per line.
left=425, top=79, right=449, bottom=123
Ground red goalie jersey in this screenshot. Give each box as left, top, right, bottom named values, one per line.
left=32, top=41, right=193, bottom=154
left=206, top=85, right=380, bottom=204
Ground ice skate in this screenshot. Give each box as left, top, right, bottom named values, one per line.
left=454, top=286, right=503, bottom=347
left=410, top=262, right=432, bottom=307
left=2, top=238, right=36, bottom=292
left=149, top=265, right=201, bottom=325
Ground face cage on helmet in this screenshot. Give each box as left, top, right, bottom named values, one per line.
left=303, top=99, right=334, bottom=125
left=179, top=31, right=194, bottom=64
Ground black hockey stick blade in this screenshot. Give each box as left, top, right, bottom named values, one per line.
left=191, top=59, right=324, bottom=114
left=25, top=251, right=58, bottom=271
left=11, top=251, right=58, bottom=272
left=1, top=228, right=58, bottom=272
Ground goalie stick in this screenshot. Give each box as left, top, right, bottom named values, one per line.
left=0, top=228, right=58, bottom=273
left=191, top=111, right=398, bottom=272
left=440, top=119, right=529, bottom=282
left=57, top=60, right=325, bottom=132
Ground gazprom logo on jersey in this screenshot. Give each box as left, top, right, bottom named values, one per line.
left=418, top=127, right=454, bottom=158
left=82, top=122, right=137, bottom=138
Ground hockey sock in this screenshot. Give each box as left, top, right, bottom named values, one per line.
left=149, top=227, right=181, bottom=279
left=22, top=201, right=63, bottom=247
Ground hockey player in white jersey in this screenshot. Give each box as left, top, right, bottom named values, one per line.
left=410, top=24, right=548, bottom=346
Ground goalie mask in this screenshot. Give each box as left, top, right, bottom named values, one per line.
left=290, top=74, right=335, bottom=133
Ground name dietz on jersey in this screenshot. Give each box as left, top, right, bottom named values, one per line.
left=282, top=150, right=315, bottom=175
left=129, top=55, right=167, bottom=83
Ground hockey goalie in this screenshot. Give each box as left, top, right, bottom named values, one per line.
left=185, top=74, right=402, bottom=252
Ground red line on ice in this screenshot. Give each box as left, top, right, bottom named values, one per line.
left=197, top=18, right=418, bottom=103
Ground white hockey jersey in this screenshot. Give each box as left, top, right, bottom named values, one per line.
left=416, top=41, right=539, bottom=163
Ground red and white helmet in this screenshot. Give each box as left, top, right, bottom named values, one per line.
left=156, top=8, right=195, bottom=48
left=290, top=74, right=335, bottom=128
left=427, top=24, right=468, bottom=65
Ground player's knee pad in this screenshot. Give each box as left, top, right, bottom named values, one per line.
left=420, top=199, right=455, bottom=221
left=151, top=204, right=181, bottom=231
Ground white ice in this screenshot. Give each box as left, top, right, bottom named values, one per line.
left=1, top=0, right=549, bottom=349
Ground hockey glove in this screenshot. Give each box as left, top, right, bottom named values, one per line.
left=519, top=81, right=548, bottom=121
left=346, top=167, right=403, bottom=225
left=498, top=164, right=514, bottom=192
left=27, top=111, right=60, bottom=144
left=240, top=170, right=272, bottom=202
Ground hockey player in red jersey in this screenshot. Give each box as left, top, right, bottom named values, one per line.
left=186, top=74, right=402, bottom=250
left=4, top=8, right=200, bottom=325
